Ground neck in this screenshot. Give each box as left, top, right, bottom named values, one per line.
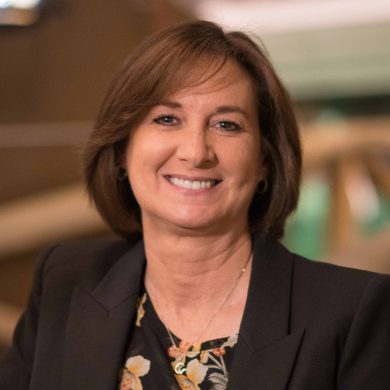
left=144, top=226, right=252, bottom=299
left=142, top=219, right=253, bottom=341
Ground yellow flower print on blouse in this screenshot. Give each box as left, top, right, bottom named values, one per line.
left=173, top=334, right=238, bottom=389
left=119, top=355, right=151, bottom=390
left=175, top=359, right=208, bottom=390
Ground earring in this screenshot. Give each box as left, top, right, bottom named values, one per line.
left=117, top=167, right=128, bottom=181
left=256, top=179, right=268, bottom=194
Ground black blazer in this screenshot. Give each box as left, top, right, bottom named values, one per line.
left=1, top=234, right=389, bottom=390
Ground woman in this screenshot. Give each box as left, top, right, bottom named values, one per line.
left=1, top=21, right=389, bottom=390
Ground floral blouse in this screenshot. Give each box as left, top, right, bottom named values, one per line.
left=118, top=291, right=238, bottom=390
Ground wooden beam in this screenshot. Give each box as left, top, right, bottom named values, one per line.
left=302, top=117, right=390, bottom=171
left=326, top=158, right=360, bottom=252
left=324, top=227, right=390, bottom=274
left=0, top=121, right=92, bottom=148
left=0, top=184, right=105, bottom=259
left=0, top=301, right=22, bottom=347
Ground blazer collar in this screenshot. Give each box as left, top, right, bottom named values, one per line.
left=61, top=240, right=147, bottom=390
left=242, top=235, right=294, bottom=350
left=91, top=239, right=146, bottom=309
left=227, top=235, right=305, bottom=390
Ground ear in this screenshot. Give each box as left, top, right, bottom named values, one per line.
left=117, top=167, right=128, bottom=181
left=256, top=155, right=268, bottom=183
left=117, top=137, right=130, bottom=168
left=255, top=154, right=269, bottom=195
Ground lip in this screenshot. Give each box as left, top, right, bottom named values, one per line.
left=164, top=174, right=221, bottom=182
left=163, top=174, right=222, bottom=193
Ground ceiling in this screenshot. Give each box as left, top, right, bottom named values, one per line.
left=180, top=0, right=390, bottom=100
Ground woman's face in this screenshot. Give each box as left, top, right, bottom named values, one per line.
left=125, top=60, right=265, bottom=234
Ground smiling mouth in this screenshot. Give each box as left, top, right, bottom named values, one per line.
left=165, top=175, right=221, bottom=190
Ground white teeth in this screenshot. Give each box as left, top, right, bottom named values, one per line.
left=169, top=177, right=217, bottom=190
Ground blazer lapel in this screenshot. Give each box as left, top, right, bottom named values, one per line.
left=61, top=241, right=146, bottom=390
left=227, top=236, right=305, bottom=390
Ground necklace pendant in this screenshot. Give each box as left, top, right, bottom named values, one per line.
left=174, top=361, right=186, bottom=375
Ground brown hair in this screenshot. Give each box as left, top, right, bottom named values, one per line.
left=84, top=20, right=301, bottom=240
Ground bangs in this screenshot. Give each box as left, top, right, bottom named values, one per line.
left=146, top=52, right=228, bottom=108
left=101, top=23, right=236, bottom=133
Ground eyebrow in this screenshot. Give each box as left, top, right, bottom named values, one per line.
left=215, top=105, right=250, bottom=118
left=156, top=100, right=182, bottom=109
left=156, top=101, right=250, bottom=118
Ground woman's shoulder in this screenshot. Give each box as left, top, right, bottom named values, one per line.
left=291, top=250, right=390, bottom=314
left=261, top=237, right=390, bottom=292
left=35, top=237, right=139, bottom=291
left=293, top=252, right=390, bottom=287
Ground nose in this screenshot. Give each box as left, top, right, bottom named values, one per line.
left=176, top=128, right=216, bottom=167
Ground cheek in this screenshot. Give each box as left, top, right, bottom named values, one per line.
left=125, top=130, right=153, bottom=170
left=125, top=131, right=174, bottom=182
left=125, top=134, right=147, bottom=189
left=229, top=140, right=263, bottom=183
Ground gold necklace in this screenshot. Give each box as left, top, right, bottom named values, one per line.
left=146, top=252, right=252, bottom=375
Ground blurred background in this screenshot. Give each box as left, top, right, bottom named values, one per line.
left=0, top=0, right=389, bottom=354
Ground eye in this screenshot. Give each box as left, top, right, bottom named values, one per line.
left=214, top=120, right=242, bottom=132
left=153, top=115, right=179, bottom=126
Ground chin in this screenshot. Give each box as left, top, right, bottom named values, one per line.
left=171, top=217, right=216, bottom=231
left=155, top=207, right=213, bottom=229
left=143, top=206, right=238, bottom=233
left=167, top=211, right=236, bottom=234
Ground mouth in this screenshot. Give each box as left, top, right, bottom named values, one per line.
left=165, top=175, right=221, bottom=190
